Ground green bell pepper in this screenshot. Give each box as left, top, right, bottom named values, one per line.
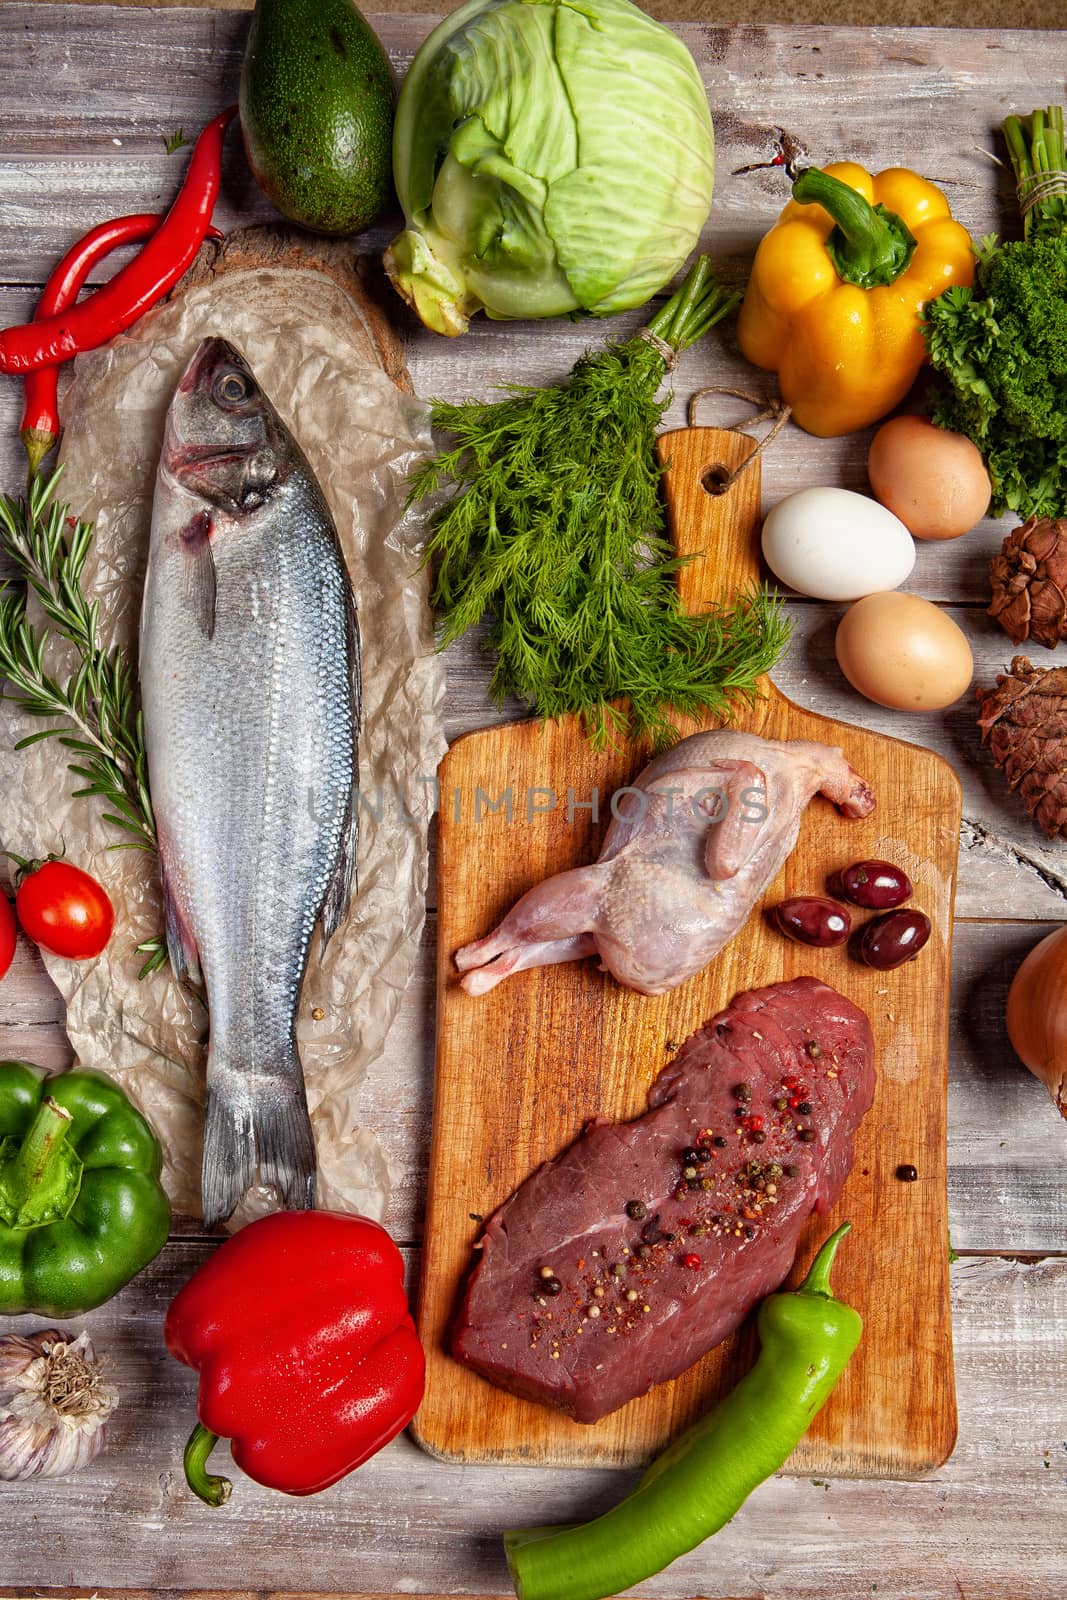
left=0, top=1061, right=170, bottom=1316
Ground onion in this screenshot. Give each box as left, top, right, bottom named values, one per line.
left=1006, top=925, right=1067, bottom=1118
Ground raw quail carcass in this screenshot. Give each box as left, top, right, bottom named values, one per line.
left=141, top=337, right=360, bottom=1227
left=455, top=731, right=875, bottom=997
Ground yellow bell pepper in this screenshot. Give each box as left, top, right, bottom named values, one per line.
left=737, top=163, right=975, bottom=437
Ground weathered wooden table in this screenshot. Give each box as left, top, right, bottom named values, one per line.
left=1, top=7, right=1066, bottom=1598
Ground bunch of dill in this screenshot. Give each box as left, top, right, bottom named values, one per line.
left=410, top=257, right=791, bottom=749
left=923, top=107, right=1067, bottom=519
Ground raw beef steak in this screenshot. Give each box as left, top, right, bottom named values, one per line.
left=451, top=976, right=875, bottom=1422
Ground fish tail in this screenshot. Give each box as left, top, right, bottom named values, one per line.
left=201, top=1071, right=257, bottom=1229
left=256, top=1056, right=318, bottom=1213
left=201, top=1048, right=317, bottom=1226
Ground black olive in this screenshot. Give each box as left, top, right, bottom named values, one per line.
left=771, top=896, right=851, bottom=948
left=857, top=908, right=932, bottom=971
left=830, top=859, right=912, bottom=910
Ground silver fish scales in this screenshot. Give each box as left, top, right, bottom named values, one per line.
left=141, top=337, right=360, bottom=1226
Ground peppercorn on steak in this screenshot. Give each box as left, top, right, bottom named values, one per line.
left=451, top=977, right=875, bottom=1422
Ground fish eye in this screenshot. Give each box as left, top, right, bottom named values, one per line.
left=215, top=370, right=251, bottom=405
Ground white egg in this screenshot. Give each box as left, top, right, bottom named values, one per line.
left=761, top=486, right=916, bottom=602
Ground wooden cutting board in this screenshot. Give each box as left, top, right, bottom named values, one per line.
left=415, top=426, right=961, bottom=1475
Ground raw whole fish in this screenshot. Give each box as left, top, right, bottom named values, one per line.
left=141, top=337, right=360, bottom=1226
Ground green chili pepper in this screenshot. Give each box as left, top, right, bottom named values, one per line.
left=0, top=1060, right=170, bottom=1316
left=504, top=1222, right=862, bottom=1600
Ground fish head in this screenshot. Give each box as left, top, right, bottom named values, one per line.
left=162, top=337, right=294, bottom=514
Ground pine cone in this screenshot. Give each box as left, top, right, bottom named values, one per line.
left=988, top=517, right=1067, bottom=648
left=977, top=656, right=1067, bottom=841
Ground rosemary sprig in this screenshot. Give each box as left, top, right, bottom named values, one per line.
left=410, top=255, right=791, bottom=749
left=0, top=467, right=157, bottom=854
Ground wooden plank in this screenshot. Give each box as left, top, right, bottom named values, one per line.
left=3, top=916, right=1066, bottom=1257
left=2, top=314, right=1064, bottom=928
left=418, top=428, right=959, bottom=1474
left=0, top=13, right=1064, bottom=1595
left=0, top=1248, right=1063, bottom=1599
left=0, top=14, right=1058, bottom=242
left=1, top=6, right=1062, bottom=946
left=0, top=281, right=1024, bottom=610
left=431, top=605, right=1067, bottom=924
left=0, top=11, right=1058, bottom=616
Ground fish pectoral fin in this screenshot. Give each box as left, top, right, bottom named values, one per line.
left=320, top=783, right=357, bottom=953
left=181, top=525, right=218, bottom=640
left=161, top=865, right=203, bottom=989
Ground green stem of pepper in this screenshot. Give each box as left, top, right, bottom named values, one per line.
left=0, top=1094, right=83, bottom=1227
left=183, top=1422, right=233, bottom=1507
left=791, top=168, right=917, bottom=290
left=799, top=1219, right=852, bottom=1296
left=504, top=1222, right=861, bottom=1600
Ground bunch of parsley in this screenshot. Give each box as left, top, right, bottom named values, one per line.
left=923, top=107, right=1067, bottom=519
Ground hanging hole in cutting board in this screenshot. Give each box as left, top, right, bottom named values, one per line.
left=701, top=463, right=733, bottom=495
left=686, top=384, right=792, bottom=500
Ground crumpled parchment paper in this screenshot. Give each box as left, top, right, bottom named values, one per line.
left=0, top=246, right=446, bottom=1223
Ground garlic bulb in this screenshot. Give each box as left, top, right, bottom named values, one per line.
left=0, top=1329, right=116, bottom=1479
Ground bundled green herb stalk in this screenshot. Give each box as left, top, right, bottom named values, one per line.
left=923, top=107, right=1067, bottom=519
left=410, top=256, right=791, bottom=748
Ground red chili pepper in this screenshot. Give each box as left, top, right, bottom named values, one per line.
left=164, top=1209, right=425, bottom=1503
left=0, top=106, right=235, bottom=376
left=19, top=212, right=224, bottom=475
left=20, top=214, right=159, bottom=474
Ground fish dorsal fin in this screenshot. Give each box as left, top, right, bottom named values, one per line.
left=179, top=510, right=217, bottom=640
left=321, top=576, right=362, bottom=953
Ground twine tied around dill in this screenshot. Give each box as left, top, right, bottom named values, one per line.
left=1017, top=168, right=1067, bottom=219
left=685, top=386, right=792, bottom=493
left=637, top=326, right=678, bottom=370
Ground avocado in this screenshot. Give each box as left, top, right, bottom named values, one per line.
left=239, top=0, right=394, bottom=237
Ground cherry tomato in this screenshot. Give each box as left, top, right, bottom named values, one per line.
left=0, top=896, right=15, bottom=980
left=14, top=859, right=114, bottom=961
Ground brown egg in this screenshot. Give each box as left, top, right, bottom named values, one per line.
left=835, top=592, right=974, bottom=710
left=868, top=415, right=991, bottom=540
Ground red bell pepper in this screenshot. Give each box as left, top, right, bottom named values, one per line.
left=164, top=1209, right=425, bottom=1503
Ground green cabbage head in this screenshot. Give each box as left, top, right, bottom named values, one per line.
left=385, top=0, right=716, bottom=335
